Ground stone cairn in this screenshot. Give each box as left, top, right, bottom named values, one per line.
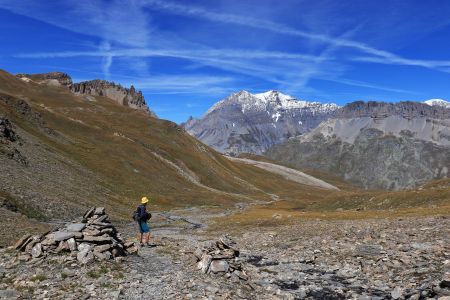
left=194, top=236, right=249, bottom=282
left=13, top=207, right=137, bottom=264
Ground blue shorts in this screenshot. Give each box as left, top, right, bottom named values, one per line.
left=138, top=221, right=149, bottom=233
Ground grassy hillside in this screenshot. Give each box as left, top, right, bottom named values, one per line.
left=0, top=70, right=343, bottom=221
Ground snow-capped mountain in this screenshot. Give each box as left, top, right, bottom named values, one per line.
left=424, top=98, right=450, bottom=109
left=183, top=90, right=340, bottom=154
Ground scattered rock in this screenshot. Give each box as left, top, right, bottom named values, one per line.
left=354, top=244, right=383, bottom=257
left=67, top=238, right=77, bottom=251
left=0, top=289, right=18, bottom=299
left=77, top=248, right=94, bottom=264
left=441, top=274, right=450, bottom=289
left=391, top=286, right=402, bottom=299
left=31, top=243, right=42, bottom=258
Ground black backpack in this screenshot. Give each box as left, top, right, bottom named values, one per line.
left=132, top=205, right=152, bottom=222
left=132, top=206, right=141, bottom=222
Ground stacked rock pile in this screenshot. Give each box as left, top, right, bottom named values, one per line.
left=195, top=236, right=249, bottom=282
left=14, top=207, right=137, bottom=264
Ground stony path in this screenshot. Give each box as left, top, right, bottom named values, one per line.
left=120, top=246, right=180, bottom=299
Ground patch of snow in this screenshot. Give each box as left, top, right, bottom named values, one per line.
left=298, top=121, right=303, bottom=125
left=19, top=77, right=32, bottom=83
left=205, top=89, right=341, bottom=116
left=424, top=99, right=450, bottom=109
left=254, top=90, right=293, bottom=102
left=272, top=112, right=281, bottom=122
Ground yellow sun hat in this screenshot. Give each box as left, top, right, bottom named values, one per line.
left=141, top=196, right=149, bottom=204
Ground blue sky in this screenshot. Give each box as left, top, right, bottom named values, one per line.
left=1, top=0, right=450, bottom=123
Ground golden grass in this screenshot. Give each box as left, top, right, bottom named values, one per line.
left=0, top=70, right=346, bottom=219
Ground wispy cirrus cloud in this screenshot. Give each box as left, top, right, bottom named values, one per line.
left=118, top=74, right=236, bottom=95
left=141, top=0, right=450, bottom=73
left=14, top=46, right=413, bottom=95
left=0, top=0, right=152, bottom=77
left=0, top=0, right=445, bottom=105
left=352, top=56, right=450, bottom=70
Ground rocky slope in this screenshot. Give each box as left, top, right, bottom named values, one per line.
left=2, top=204, right=449, bottom=299
left=16, top=72, right=156, bottom=116
left=266, top=101, right=450, bottom=190
left=183, top=90, right=339, bottom=155
left=16, top=72, right=73, bottom=87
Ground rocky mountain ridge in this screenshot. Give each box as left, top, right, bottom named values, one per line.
left=266, top=100, right=450, bottom=190
left=184, top=90, right=340, bottom=154
left=335, top=100, right=450, bottom=119
left=15, top=72, right=155, bottom=116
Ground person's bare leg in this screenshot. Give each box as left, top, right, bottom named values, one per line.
left=142, top=233, right=149, bottom=245
left=138, top=233, right=143, bottom=245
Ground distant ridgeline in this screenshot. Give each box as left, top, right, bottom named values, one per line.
left=266, top=100, right=450, bottom=190
left=16, top=72, right=156, bottom=116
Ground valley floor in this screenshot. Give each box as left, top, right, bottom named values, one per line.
left=1, top=205, right=449, bottom=299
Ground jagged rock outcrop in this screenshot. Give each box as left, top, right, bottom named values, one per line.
left=183, top=90, right=339, bottom=155
left=15, top=72, right=156, bottom=116
left=71, top=80, right=156, bottom=116
left=0, top=116, right=27, bottom=165
left=16, top=72, right=73, bottom=87
left=266, top=101, right=450, bottom=190
left=0, top=117, right=18, bottom=143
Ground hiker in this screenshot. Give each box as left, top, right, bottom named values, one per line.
left=134, top=196, right=152, bottom=246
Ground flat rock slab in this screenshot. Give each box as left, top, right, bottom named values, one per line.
left=94, top=207, right=105, bottom=215
left=54, top=231, right=75, bottom=242
left=14, top=234, right=31, bottom=250
left=354, top=244, right=383, bottom=257
left=65, top=223, right=86, bottom=232
left=0, top=289, right=18, bottom=299
left=83, top=234, right=111, bottom=243
left=210, top=260, right=229, bottom=273
left=83, top=207, right=96, bottom=219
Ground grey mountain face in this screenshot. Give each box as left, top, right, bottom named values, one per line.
left=183, top=90, right=340, bottom=155
left=266, top=101, right=450, bottom=190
